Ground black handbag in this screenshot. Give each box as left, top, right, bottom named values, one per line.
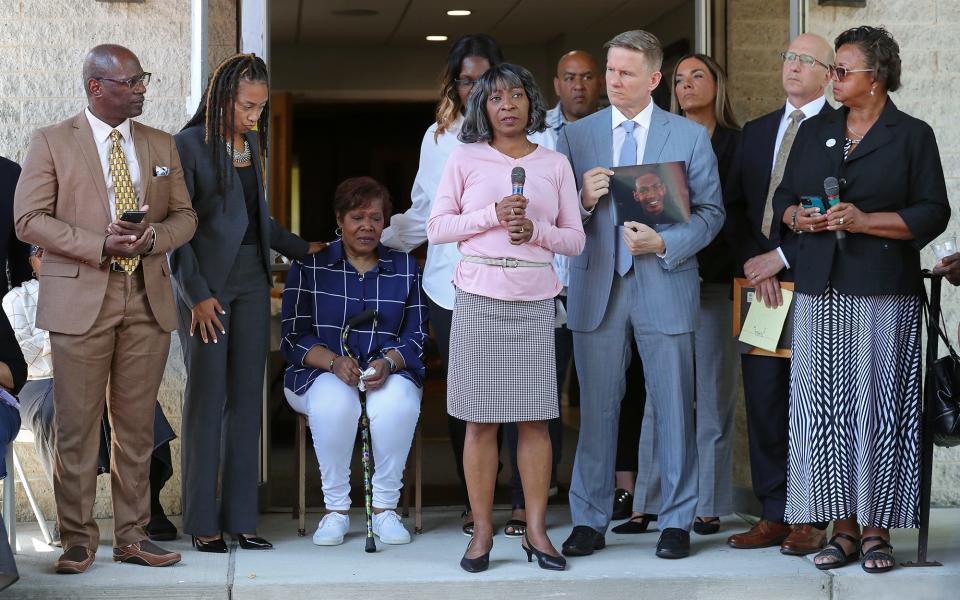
left=921, top=287, right=960, bottom=447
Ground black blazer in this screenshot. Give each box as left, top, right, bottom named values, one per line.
left=772, top=98, right=950, bottom=296
left=0, top=157, right=31, bottom=293
left=170, top=126, right=310, bottom=307
left=723, top=101, right=835, bottom=280
left=697, top=125, right=741, bottom=283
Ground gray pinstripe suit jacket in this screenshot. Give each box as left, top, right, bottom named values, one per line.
left=557, top=104, right=725, bottom=335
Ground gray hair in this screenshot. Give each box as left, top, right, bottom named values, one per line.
left=459, top=63, right=548, bottom=144
left=604, top=30, right=664, bottom=72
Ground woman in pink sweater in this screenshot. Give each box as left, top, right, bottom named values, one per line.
left=428, top=63, right=585, bottom=573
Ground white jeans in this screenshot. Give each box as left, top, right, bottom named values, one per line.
left=285, top=373, right=421, bottom=511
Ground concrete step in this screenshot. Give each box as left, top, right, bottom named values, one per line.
left=5, top=508, right=958, bottom=599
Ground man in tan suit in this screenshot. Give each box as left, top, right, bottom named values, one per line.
left=14, top=44, right=196, bottom=574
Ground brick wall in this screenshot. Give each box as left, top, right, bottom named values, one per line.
left=2, top=0, right=236, bottom=522
left=804, top=0, right=960, bottom=506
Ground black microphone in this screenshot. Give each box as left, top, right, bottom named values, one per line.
left=511, top=167, right=525, bottom=196
left=823, top=176, right=846, bottom=251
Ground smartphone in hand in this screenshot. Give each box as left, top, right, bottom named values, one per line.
left=120, top=210, right=147, bottom=223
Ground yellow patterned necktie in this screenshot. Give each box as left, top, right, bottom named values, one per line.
left=108, top=129, right=140, bottom=274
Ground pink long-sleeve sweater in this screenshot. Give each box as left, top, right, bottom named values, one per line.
left=427, top=142, right=585, bottom=302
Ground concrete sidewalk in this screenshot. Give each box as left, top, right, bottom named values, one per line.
left=4, top=508, right=958, bottom=599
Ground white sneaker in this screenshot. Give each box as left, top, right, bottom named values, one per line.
left=372, top=510, right=411, bottom=545
left=313, top=512, right=349, bottom=546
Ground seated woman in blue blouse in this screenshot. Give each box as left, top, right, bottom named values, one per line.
left=281, top=176, right=428, bottom=548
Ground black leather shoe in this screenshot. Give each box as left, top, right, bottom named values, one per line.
left=561, top=525, right=606, bottom=557
left=522, top=535, right=566, bottom=571
left=237, top=534, right=273, bottom=550
left=612, top=488, right=634, bottom=520
left=656, top=528, right=691, bottom=559
left=146, top=513, right=178, bottom=542
left=191, top=535, right=228, bottom=553
left=460, top=537, right=491, bottom=573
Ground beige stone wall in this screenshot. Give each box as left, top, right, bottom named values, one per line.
left=804, top=0, right=960, bottom=505
left=2, top=0, right=236, bottom=523
left=725, top=0, right=792, bottom=123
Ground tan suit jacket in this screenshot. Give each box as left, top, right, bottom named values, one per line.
left=13, top=111, right=197, bottom=334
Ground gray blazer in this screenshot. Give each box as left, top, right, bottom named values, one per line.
left=170, top=126, right=309, bottom=307
left=557, top=104, right=724, bottom=335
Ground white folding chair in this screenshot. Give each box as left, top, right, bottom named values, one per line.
left=1, top=430, right=55, bottom=553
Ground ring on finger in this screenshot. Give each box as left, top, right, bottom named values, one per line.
left=520, top=227, right=525, bottom=233
left=839, top=216, right=845, bottom=225
left=809, top=224, right=815, bottom=232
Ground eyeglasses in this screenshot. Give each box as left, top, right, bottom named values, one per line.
left=454, top=79, right=478, bottom=90
left=780, top=51, right=830, bottom=70
left=829, top=65, right=874, bottom=82
left=96, top=72, right=152, bottom=89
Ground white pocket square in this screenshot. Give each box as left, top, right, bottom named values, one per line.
left=154, top=166, right=170, bottom=177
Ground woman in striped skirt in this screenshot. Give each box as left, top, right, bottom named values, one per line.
left=427, top=63, right=585, bottom=572
left=771, top=26, right=949, bottom=574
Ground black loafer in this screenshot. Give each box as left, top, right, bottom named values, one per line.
left=612, top=488, right=634, bottom=520
left=656, top=528, right=691, bottom=559
left=561, top=525, right=606, bottom=557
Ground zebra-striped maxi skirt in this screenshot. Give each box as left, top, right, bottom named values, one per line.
left=785, top=286, right=922, bottom=529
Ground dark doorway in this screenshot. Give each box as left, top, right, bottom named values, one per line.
left=292, top=101, right=434, bottom=242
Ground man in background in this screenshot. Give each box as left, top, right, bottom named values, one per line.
left=723, top=33, right=835, bottom=557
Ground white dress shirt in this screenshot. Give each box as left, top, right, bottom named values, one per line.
left=538, top=103, right=573, bottom=289
left=770, top=95, right=827, bottom=269
left=611, top=101, right=654, bottom=166
left=771, top=96, right=827, bottom=171
left=84, top=107, right=143, bottom=219
left=2, top=279, right=52, bottom=380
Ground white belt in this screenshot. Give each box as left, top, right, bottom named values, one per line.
left=462, top=255, right=551, bottom=268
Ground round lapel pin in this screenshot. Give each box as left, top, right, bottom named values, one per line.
left=826, top=138, right=836, bottom=147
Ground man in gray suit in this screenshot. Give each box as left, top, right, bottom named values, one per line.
left=557, top=30, right=724, bottom=560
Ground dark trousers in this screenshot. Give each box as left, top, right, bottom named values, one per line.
left=614, top=341, right=646, bottom=472
left=741, top=353, right=790, bottom=522
left=178, top=246, right=270, bottom=536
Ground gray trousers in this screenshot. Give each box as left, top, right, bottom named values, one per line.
left=177, top=245, right=270, bottom=536
left=633, top=283, right=737, bottom=517
left=569, top=275, right=698, bottom=532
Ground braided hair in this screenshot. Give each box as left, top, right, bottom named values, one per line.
left=183, top=53, right=270, bottom=195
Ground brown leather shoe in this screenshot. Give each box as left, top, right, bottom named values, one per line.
left=55, top=546, right=95, bottom=574
left=113, top=539, right=181, bottom=567
left=727, top=519, right=791, bottom=549
left=780, top=524, right=828, bottom=556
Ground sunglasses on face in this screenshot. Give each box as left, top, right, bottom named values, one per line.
left=780, top=51, right=830, bottom=70
left=829, top=65, right=874, bottom=82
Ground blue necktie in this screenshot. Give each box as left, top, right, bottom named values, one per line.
left=615, top=120, right=637, bottom=277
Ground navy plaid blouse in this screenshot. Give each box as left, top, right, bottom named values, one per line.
left=280, top=241, right=429, bottom=395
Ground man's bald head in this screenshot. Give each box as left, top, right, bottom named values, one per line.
left=782, top=33, right=834, bottom=106
left=554, top=50, right=602, bottom=121
left=82, top=44, right=141, bottom=91
left=83, top=44, right=147, bottom=125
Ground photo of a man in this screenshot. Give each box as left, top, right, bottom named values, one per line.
left=610, top=161, right=690, bottom=226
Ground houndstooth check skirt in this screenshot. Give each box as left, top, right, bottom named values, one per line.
left=447, top=288, right=558, bottom=423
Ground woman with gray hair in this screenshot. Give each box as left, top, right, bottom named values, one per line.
left=428, top=63, right=585, bottom=572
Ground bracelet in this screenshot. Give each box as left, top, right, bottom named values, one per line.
left=790, top=207, right=800, bottom=233
left=382, top=354, right=397, bottom=373
left=328, top=356, right=337, bottom=371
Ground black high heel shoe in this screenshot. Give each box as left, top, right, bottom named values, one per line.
left=522, top=534, right=566, bottom=571
left=460, top=537, right=491, bottom=573
left=192, top=535, right=228, bottom=553
left=236, top=534, right=273, bottom=550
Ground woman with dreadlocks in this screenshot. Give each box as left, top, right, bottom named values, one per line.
left=170, top=53, right=323, bottom=553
